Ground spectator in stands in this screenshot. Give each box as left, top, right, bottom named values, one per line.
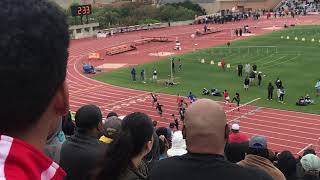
left=107, top=111, right=118, bottom=118
left=144, top=128, right=160, bottom=170
left=238, top=136, right=286, bottom=180
left=99, top=116, right=122, bottom=143
left=44, top=119, right=65, bottom=163
left=297, top=148, right=318, bottom=179
left=275, top=151, right=298, bottom=180
left=0, top=0, right=69, bottom=178
left=304, top=148, right=317, bottom=156
left=300, top=154, right=320, bottom=180
left=159, top=135, right=169, bottom=160
left=60, top=105, right=105, bottom=180
left=228, top=124, right=249, bottom=143
left=94, top=112, right=154, bottom=180
left=156, top=127, right=172, bottom=148
left=167, top=131, right=187, bottom=157
left=149, top=99, right=273, bottom=180
left=225, top=123, right=249, bottom=163
left=62, top=111, right=75, bottom=139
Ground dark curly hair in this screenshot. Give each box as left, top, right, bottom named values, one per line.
left=0, top=0, right=69, bottom=134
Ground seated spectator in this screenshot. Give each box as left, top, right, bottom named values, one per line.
left=305, top=94, right=314, bottom=104
left=156, top=127, right=172, bottom=147
left=228, top=123, right=249, bottom=143
left=202, top=88, right=210, bottom=95
left=159, top=135, right=169, bottom=160
left=300, top=154, right=320, bottom=180
left=297, top=94, right=314, bottom=106
left=169, top=123, right=175, bottom=137
left=149, top=99, right=273, bottom=180
left=167, top=131, right=187, bottom=157
left=62, top=111, right=76, bottom=139
left=238, top=136, right=286, bottom=180
left=107, top=111, right=118, bottom=118
left=44, top=119, right=65, bottom=163
left=297, top=148, right=318, bottom=179
left=60, top=105, right=105, bottom=180
left=94, top=112, right=154, bottom=180
left=0, top=0, right=69, bottom=178
left=225, top=124, right=249, bottom=163
left=211, top=88, right=222, bottom=96
left=153, top=120, right=158, bottom=128
left=99, top=116, right=122, bottom=143
left=276, top=151, right=298, bottom=180
left=144, top=129, right=160, bottom=170
left=297, top=96, right=307, bottom=106
left=225, top=142, right=248, bottom=163
left=304, top=148, right=317, bottom=156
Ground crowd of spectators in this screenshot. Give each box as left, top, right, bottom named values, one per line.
left=1, top=0, right=320, bottom=180
left=276, top=0, right=320, bottom=16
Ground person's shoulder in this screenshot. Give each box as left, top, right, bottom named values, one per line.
left=232, top=165, right=273, bottom=180
left=151, top=156, right=182, bottom=170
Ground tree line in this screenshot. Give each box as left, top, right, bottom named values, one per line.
left=65, top=1, right=206, bottom=28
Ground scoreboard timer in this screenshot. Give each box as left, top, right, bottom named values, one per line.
left=71, top=5, right=92, bottom=17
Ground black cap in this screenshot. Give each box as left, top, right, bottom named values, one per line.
left=75, top=105, right=102, bottom=129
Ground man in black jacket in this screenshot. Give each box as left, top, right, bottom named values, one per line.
left=149, top=99, right=273, bottom=180
left=60, top=105, right=106, bottom=180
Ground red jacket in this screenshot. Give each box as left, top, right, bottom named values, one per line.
left=0, top=135, right=66, bottom=180
left=229, top=132, right=249, bottom=143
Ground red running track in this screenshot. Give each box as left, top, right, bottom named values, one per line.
left=67, top=15, right=320, bottom=155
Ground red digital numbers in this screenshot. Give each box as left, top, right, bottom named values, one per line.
left=77, top=6, right=82, bottom=15
left=86, top=6, right=91, bottom=15
left=76, top=5, right=91, bottom=16
left=82, top=6, right=87, bottom=15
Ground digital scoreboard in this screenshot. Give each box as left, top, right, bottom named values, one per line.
left=71, top=5, right=92, bottom=17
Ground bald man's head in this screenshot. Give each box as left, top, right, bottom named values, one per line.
left=183, top=99, right=228, bottom=155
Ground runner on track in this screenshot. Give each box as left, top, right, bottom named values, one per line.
left=151, top=93, right=158, bottom=107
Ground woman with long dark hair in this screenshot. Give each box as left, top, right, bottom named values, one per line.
left=94, top=112, right=154, bottom=180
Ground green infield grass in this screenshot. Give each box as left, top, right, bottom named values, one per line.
left=93, top=25, right=320, bottom=114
